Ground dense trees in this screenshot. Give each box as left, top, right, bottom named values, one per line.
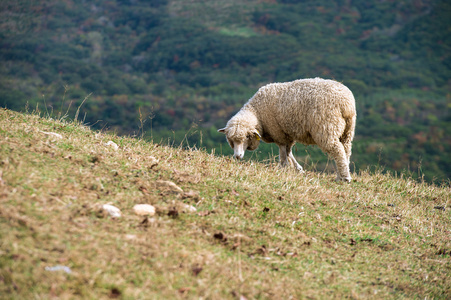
left=0, top=0, right=449, bottom=183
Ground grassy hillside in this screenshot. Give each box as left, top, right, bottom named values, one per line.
left=0, top=108, right=450, bottom=299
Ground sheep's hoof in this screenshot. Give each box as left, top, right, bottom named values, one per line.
left=336, top=176, right=352, bottom=183
left=293, top=163, right=304, bottom=173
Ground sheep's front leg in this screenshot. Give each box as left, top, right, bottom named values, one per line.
left=278, top=145, right=289, bottom=168
left=288, top=148, right=304, bottom=173
left=279, top=145, right=304, bottom=173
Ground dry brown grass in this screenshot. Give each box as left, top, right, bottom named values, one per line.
left=0, top=108, right=450, bottom=299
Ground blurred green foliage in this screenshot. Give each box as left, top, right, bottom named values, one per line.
left=0, top=0, right=450, bottom=183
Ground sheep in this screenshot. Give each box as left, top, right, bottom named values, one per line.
left=218, top=77, right=356, bottom=182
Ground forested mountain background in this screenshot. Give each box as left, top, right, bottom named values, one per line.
left=1, top=0, right=450, bottom=183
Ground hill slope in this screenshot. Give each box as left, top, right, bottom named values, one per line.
left=0, top=109, right=450, bottom=298
left=0, top=0, right=450, bottom=183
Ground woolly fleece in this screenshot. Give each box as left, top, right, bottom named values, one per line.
left=219, top=77, right=356, bottom=182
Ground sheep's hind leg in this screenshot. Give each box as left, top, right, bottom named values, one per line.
left=319, top=139, right=351, bottom=182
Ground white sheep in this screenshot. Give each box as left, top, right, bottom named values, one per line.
left=218, top=78, right=356, bottom=182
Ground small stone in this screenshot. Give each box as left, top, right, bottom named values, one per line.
left=102, top=204, right=121, bottom=218
left=182, top=190, right=199, bottom=199
left=182, top=204, right=197, bottom=213
left=125, top=234, right=137, bottom=240
left=40, top=130, right=63, bottom=139
left=133, top=204, right=156, bottom=216
left=45, top=265, right=72, bottom=274
left=155, top=180, right=183, bottom=193
left=105, top=141, right=119, bottom=150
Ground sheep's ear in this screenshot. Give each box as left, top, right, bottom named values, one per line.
left=252, top=129, right=261, bottom=140
left=218, top=128, right=226, bottom=134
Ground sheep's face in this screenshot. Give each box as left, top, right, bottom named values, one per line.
left=218, top=127, right=261, bottom=160
left=246, top=133, right=260, bottom=151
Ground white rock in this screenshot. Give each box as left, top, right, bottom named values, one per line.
left=102, top=204, right=121, bottom=218
left=125, top=234, right=137, bottom=240
left=133, top=204, right=156, bottom=216
left=155, top=180, right=183, bottom=193
left=105, top=141, right=119, bottom=150
left=45, top=265, right=72, bottom=274
left=40, top=130, right=63, bottom=139
left=183, top=204, right=197, bottom=213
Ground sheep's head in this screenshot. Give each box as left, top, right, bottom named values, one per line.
left=218, top=126, right=261, bottom=160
